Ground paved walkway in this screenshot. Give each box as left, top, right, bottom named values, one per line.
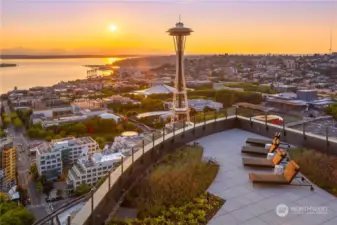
left=196, top=129, right=337, bottom=225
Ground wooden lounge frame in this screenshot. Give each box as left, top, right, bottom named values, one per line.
left=249, top=160, right=314, bottom=190
left=241, top=139, right=280, bottom=155
left=242, top=149, right=287, bottom=168
left=246, top=132, right=281, bottom=146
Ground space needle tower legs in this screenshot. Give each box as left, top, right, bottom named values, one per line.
left=167, top=19, right=193, bottom=124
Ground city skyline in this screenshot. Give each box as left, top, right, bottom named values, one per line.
left=1, top=0, right=337, bottom=55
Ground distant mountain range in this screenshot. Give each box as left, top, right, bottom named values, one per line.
left=0, top=54, right=138, bottom=59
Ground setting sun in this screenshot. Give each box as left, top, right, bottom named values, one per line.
left=109, top=25, right=117, bottom=32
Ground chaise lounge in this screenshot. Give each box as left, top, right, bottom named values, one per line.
left=245, top=132, right=281, bottom=146
left=241, top=139, right=280, bottom=155
left=242, top=149, right=287, bottom=168
left=248, top=160, right=314, bottom=190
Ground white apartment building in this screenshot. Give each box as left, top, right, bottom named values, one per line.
left=35, top=137, right=100, bottom=180
left=67, top=149, right=124, bottom=190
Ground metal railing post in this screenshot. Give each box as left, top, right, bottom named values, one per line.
left=162, top=127, right=165, bottom=142
left=152, top=133, right=155, bottom=149
left=250, top=112, right=252, bottom=127
left=235, top=106, right=238, bottom=118
left=325, top=126, right=330, bottom=154
left=182, top=119, right=185, bottom=137
left=162, top=127, right=165, bottom=149
left=172, top=123, right=175, bottom=142
left=203, top=113, right=206, bottom=130
left=91, top=191, right=94, bottom=225
left=264, top=112, right=268, bottom=131
left=303, top=121, right=306, bottom=140
left=108, top=170, right=111, bottom=190
left=214, top=110, right=217, bottom=123
left=282, top=117, right=286, bottom=137
left=193, top=115, right=196, bottom=134
left=141, top=139, right=144, bottom=164
left=67, top=215, right=71, bottom=225
left=131, top=147, right=134, bottom=164
left=121, top=156, right=124, bottom=173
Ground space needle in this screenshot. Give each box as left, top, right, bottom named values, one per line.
left=167, top=18, right=193, bottom=124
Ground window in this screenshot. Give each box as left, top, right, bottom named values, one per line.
left=92, top=168, right=96, bottom=172
left=57, top=163, right=61, bottom=167
left=52, top=160, right=56, bottom=163
left=57, top=158, right=60, bottom=162
left=98, top=172, right=102, bottom=175
left=41, top=161, right=45, bottom=165
left=52, top=165, right=56, bottom=168
left=47, top=161, right=51, bottom=164
left=47, top=166, right=51, bottom=169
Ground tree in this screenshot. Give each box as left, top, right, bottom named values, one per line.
left=10, top=112, right=18, bottom=119
left=72, top=123, right=87, bottom=134
left=74, top=184, right=91, bottom=196
left=44, top=136, right=52, bottom=142
left=116, top=124, right=124, bottom=133
left=0, top=129, right=6, bottom=137
left=0, top=192, right=8, bottom=201
left=2, top=116, right=11, bottom=127
left=59, top=131, right=67, bottom=137
left=29, top=164, right=39, bottom=181
left=125, top=122, right=136, bottom=130
left=36, top=181, right=43, bottom=193
left=95, top=137, right=106, bottom=149
left=12, top=117, right=23, bottom=128
left=54, top=135, right=62, bottom=139
left=0, top=205, right=35, bottom=225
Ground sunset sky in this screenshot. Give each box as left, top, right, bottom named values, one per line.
left=1, top=0, right=337, bottom=55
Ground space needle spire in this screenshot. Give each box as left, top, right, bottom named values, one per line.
left=167, top=18, right=193, bottom=124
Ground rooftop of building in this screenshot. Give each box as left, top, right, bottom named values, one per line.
left=91, top=152, right=124, bottom=165
left=136, top=111, right=172, bottom=119
left=297, top=89, right=317, bottom=92
left=266, top=98, right=308, bottom=106
left=0, top=138, right=13, bottom=149
left=199, top=129, right=337, bottom=225
left=133, top=84, right=175, bottom=95
left=35, top=137, right=97, bottom=154
left=73, top=127, right=337, bottom=225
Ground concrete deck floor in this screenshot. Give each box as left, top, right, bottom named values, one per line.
left=196, top=129, right=337, bottom=225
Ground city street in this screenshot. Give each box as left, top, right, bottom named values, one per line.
left=27, top=198, right=73, bottom=221
left=2, top=100, right=43, bottom=205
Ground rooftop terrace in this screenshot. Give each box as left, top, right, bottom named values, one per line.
left=60, top=114, right=337, bottom=225
left=200, top=129, right=337, bottom=225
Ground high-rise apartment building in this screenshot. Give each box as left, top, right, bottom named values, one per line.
left=0, top=138, right=16, bottom=192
